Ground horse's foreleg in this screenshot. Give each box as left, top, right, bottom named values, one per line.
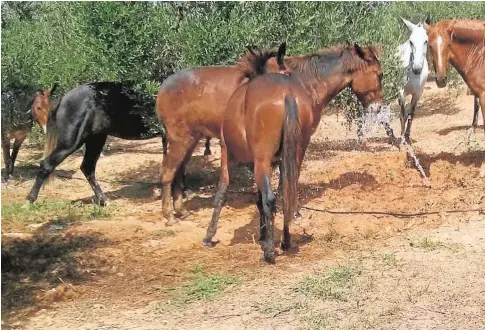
left=472, top=96, right=480, bottom=132
left=162, top=135, right=168, bottom=155
left=27, top=144, right=77, bottom=203
left=81, top=134, right=108, bottom=206
left=478, top=94, right=485, bottom=177
left=203, top=143, right=230, bottom=246
left=2, top=140, right=12, bottom=181
left=398, top=89, right=407, bottom=140
left=9, top=135, right=27, bottom=177
left=404, top=93, right=420, bottom=144
left=204, top=137, right=212, bottom=156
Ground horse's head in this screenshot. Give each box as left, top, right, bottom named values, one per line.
left=402, top=18, right=428, bottom=75
left=237, top=42, right=290, bottom=79
left=32, top=82, right=58, bottom=132
left=349, top=43, right=383, bottom=110
left=424, top=18, right=451, bottom=88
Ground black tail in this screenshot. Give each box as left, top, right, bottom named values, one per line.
left=282, top=95, right=300, bottom=230
left=155, top=95, right=168, bottom=155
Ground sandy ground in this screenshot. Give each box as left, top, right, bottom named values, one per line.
left=1, top=82, right=485, bottom=329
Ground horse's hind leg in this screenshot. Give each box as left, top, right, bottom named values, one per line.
left=173, top=141, right=197, bottom=218
left=80, top=134, right=109, bottom=206
left=254, top=161, right=276, bottom=263
left=160, top=137, right=196, bottom=225
left=256, top=191, right=266, bottom=242
left=203, top=142, right=230, bottom=246
left=204, top=137, right=212, bottom=156
left=9, top=135, right=27, bottom=177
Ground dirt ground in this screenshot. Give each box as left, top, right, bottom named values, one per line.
left=2, top=82, right=485, bottom=329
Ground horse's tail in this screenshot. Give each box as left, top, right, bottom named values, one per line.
left=282, top=94, right=300, bottom=229
left=41, top=102, right=60, bottom=185
left=155, top=92, right=168, bottom=155
left=43, top=102, right=59, bottom=159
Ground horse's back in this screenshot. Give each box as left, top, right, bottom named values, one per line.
left=157, top=66, right=244, bottom=139
left=57, top=82, right=155, bottom=139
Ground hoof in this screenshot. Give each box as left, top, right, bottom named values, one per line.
left=480, top=165, right=485, bottom=178
left=175, top=208, right=190, bottom=219
left=204, top=150, right=212, bottom=156
left=165, top=218, right=179, bottom=226
left=263, top=253, right=276, bottom=264
left=280, top=241, right=291, bottom=251
left=202, top=239, right=215, bottom=247
left=94, top=197, right=109, bottom=207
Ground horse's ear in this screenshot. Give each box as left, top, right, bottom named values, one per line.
left=277, top=42, right=286, bottom=67
left=370, top=45, right=382, bottom=59
left=246, top=46, right=257, bottom=56
left=424, top=15, right=431, bottom=31
left=47, top=82, right=59, bottom=97
left=401, top=17, right=416, bottom=31
left=354, top=42, right=366, bottom=60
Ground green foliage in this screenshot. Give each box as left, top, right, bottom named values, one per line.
left=2, top=2, right=485, bottom=132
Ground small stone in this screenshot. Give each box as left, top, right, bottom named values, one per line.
left=117, top=272, right=124, bottom=277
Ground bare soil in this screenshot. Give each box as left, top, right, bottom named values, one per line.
left=2, top=82, right=485, bottom=329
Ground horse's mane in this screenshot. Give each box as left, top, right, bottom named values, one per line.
left=435, top=19, right=485, bottom=43
left=235, top=46, right=280, bottom=79
left=451, top=19, right=485, bottom=43
left=285, top=45, right=380, bottom=78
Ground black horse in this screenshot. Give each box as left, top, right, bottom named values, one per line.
left=26, top=81, right=166, bottom=205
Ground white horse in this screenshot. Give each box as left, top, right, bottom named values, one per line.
left=397, top=18, right=429, bottom=144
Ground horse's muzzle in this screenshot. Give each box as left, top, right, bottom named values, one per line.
left=435, top=76, right=447, bottom=88
left=412, top=68, right=422, bottom=75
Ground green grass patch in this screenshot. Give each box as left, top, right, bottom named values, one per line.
left=408, top=236, right=464, bottom=252
left=294, top=265, right=359, bottom=301
left=381, top=252, right=398, bottom=266
left=151, top=229, right=176, bottom=238
left=2, top=198, right=112, bottom=225
left=168, top=265, right=240, bottom=304
left=299, top=311, right=332, bottom=330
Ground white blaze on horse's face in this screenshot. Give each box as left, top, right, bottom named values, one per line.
left=403, top=18, right=428, bottom=75
left=436, top=35, right=443, bottom=69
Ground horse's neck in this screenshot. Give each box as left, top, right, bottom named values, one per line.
left=449, top=40, right=479, bottom=76
left=399, top=41, right=412, bottom=68
left=304, top=73, right=352, bottom=123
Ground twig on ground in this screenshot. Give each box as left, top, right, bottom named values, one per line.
left=301, top=205, right=484, bottom=218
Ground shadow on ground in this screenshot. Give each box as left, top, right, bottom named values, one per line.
left=1, top=220, right=110, bottom=315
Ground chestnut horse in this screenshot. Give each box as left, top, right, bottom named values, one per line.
left=424, top=18, right=485, bottom=175
left=157, top=44, right=288, bottom=225
left=203, top=43, right=383, bottom=263
left=1, top=83, right=57, bottom=181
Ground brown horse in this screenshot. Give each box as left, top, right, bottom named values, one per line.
left=157, top=44, right=288, bottom=225
left=203, top=43, right=383, bottom=263
left=1, top=84, right=57, bottom=181
left=424, top=18, right=485, bottom=175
